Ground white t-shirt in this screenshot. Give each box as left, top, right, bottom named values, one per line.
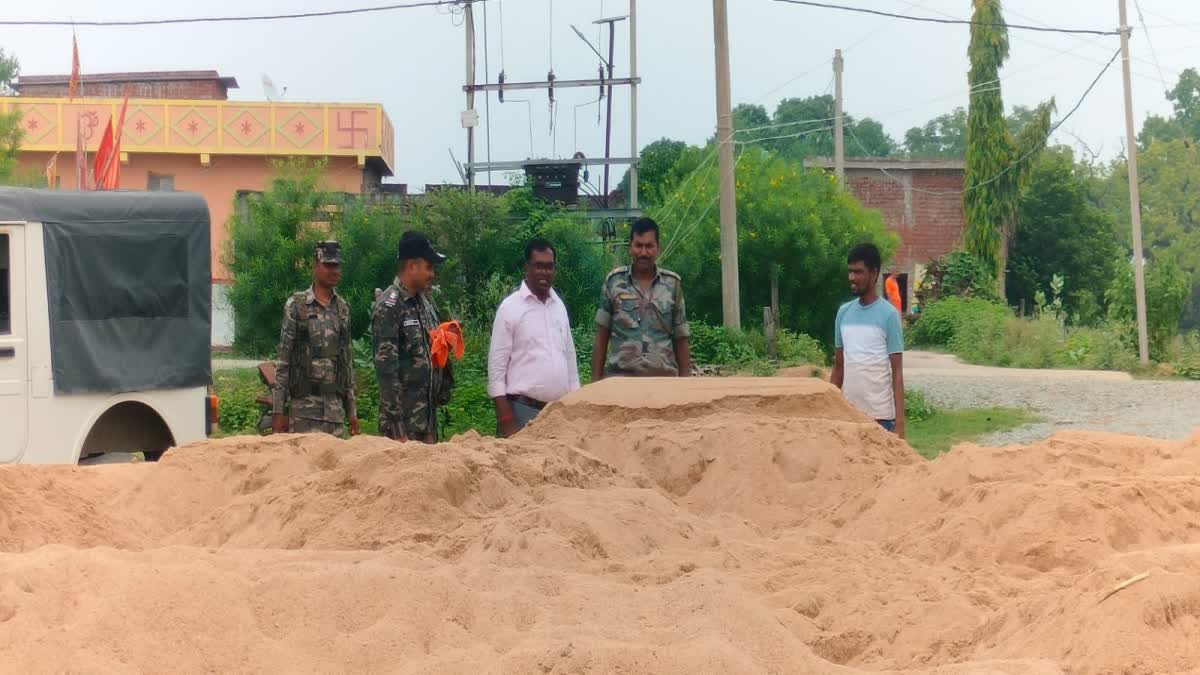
left=835, top=297, right=904, bottom=420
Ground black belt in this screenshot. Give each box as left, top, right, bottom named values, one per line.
left=507, top=394, right=547, bottom=411
left=308, top=382, right=340, bottom=396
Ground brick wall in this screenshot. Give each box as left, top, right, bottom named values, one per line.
left=844, top=168, right=965, bottom=273
left=18, top=79, right=227, bottom=100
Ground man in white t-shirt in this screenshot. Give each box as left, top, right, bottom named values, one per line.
left=831, top=243, right=906, bottom=438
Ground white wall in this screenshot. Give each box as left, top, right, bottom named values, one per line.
left=212, top=282, right=234, bottom=347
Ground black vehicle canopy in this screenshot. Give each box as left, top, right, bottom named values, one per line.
left=0, top=187, right=212, bottom=394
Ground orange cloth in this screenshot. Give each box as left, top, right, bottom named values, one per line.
left=885, top=276, right=903, bottom=313
left=429, top=320, right=465, bottom=368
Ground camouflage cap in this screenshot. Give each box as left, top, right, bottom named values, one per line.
left=315, top=240, right=342, bottom=265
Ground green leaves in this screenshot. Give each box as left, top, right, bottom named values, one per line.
left=963, top=0, right=1053, bottom=282
left=653, top=147, right=896, bottom=347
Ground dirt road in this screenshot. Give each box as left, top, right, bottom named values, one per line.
left=905, top=350, right=1200, bottom=444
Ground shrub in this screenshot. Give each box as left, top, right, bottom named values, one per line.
left=689, top=321, right=758, bottom=366
left=1106, top=257, right=1190, bottom=361
left=916, top=250, right=1001, bottom=305
left=658, top=149, right=897, bottom=349
left=214, top=369, right=262, bottom=436
left=777, top=329, right=828, bottom=365
left=904, top=389, right=938, bottom=423
left=908, top=297, right=1011, bottom=347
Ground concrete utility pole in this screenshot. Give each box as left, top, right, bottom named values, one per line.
left=629, top=0, right=639, bottom=209
left=834, top=49, right=845, bottom=186
left=1119, top=0, right=1150, bottom=364
left=464, top=2, right=477, bottom=192
left=712, top=0, right=741, bottom=329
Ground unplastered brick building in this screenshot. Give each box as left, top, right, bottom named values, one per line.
left=806, top=157, right=966, bottom=312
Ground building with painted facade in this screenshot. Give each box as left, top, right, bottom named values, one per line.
left=6, top=70, right=395, bottom=345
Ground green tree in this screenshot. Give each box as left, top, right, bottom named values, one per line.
left=0, top=47, right=22, bottom=184
left=224, top=159, right=335, bottom=355
left=904, top=108, right=967, bottom=158
left=905, top=106, right=1054, bottom=159
left=963, top=0, right=1054, bottom=283
left=654, top=148, right=897, bottom=346
left=617, top=137, right=695, bottom=206
left=1139, top=68, right=1200, bottom=147
left=1006, top=147, right=1120, bottom=324
left=1107, top=256, right=1189, bottom=359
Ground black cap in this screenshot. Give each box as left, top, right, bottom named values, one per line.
left=397, top=230, right=447, bottom=265
left=314, top=240, right=342, bottom=264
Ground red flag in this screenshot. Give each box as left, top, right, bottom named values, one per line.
left=93, top=97, right=128, bottom=190
left=68, top=35, right=80, bottom=100
left=93, top=118, right=114, bottom=189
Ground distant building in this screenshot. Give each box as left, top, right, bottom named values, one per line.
left=805, top=157, right=966, bottom=312
left=7, top=70, right=395, bottom=346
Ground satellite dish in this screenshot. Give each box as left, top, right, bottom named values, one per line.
left=261, top=74, right=287, bottom=101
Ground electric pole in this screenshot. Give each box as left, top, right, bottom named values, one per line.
left=1119, top=0, right=1150, bottom=364
left=629, top=0, right=639, bottom=209
left=834, top=49, right=845, bottom=186
left=464, top=2, right=477, bottom=192
left=712, top=0, right=741, bottom=329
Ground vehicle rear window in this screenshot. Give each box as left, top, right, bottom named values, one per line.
left=54, top=232, right=189, bottom=321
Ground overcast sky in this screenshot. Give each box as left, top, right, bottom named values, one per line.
left=6, top=0, right=1200, bottom=190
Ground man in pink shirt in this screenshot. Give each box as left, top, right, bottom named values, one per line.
left=488, top=238, right=581, bottom=437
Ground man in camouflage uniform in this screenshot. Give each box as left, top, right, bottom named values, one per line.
left=372, top=231, right=454, bottom=443
left=272, top=241, right=360, bottom=436
left=592, top=217, right=693, bottom=379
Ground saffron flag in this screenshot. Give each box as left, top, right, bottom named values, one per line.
left=45, top=153, right=58, bottom=189
left=93, top=96, right=128, bottom=190
left=68, top=35, right=80, bottom=100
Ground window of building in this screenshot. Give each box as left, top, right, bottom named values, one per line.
left=0, top=234, right=10, bottom=334
left=147, top=173, right=175, bottom=191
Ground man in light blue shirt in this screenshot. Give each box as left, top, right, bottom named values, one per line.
left=831, top=243, right=906, bottom=438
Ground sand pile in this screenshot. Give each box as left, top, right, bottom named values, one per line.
left=1, top=377, right=1199, bottom=673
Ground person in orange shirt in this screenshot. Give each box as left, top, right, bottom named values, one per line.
left=885, top=275, right=903, bottom=314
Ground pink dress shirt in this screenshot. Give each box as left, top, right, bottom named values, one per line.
left=487, top=282, right=581, bottom=403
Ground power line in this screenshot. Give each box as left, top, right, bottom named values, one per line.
left=847, top=48, right=1121, bottom=196
left=0, top=0, right=476, bottom=26
left=771, top=0, right=1120, bottom=36
left=1132, top=0, right=1171, bottom=92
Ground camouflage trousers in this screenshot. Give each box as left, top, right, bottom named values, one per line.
left=378, top=413, right=438, bottom=444
left=289, top=417, right=344, bottom=436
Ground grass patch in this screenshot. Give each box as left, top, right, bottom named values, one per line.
left=212, top=368, right=263, bottom=437
left=907, top=407, right=1035, bottom=460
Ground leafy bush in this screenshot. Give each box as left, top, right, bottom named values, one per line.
left=1172, top=332, right=1200, bottom=380
left=689, top=322, right=758, bottom=366
left=908, top=297, right=1011, bottom=347
left=904, top=389, right=938, bottom=423
left=226, top=162, right=614, bottom=356
left=1106, top=257, right=1190, bottom=360
left=657, top=148, right=897, bottom=349
left=777, top=329, right=828, bottom=365
left=916, top=250, right=1001, bottom=305
left=214, top=369, right=262, bottom=436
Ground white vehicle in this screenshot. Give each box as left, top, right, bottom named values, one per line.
left=0, top=188, right=216, bottom=464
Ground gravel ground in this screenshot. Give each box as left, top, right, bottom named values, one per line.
left=905, top=351, right=1200, bottom=446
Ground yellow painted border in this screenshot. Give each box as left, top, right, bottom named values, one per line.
left=13, top=96, right=394, bottom=173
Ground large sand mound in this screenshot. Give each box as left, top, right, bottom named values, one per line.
left=2, top=377, right=1199, bottom=673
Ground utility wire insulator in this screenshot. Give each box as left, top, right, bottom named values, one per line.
left=547, top=70, right=556, bottom=102
left=498, top=70, right=506, bottom=103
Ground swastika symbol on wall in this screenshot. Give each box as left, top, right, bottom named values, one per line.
left=336, top=109, right=368, bottom=149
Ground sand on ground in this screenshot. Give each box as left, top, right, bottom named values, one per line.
left=2, top=377, right=1199, bottom=673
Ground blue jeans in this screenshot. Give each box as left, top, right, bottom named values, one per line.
left=877, top=419, right=896, bottom=432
